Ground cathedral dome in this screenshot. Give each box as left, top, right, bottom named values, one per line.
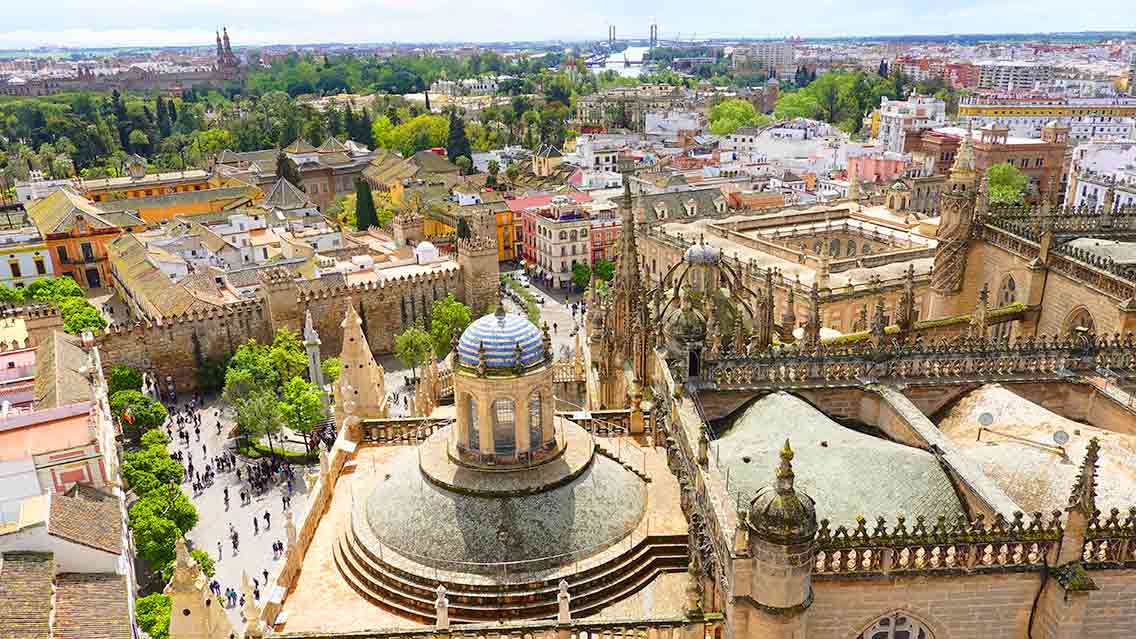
left=457, top=308, right=545, bottom=369
left=684, top=242, right=719, bottom=265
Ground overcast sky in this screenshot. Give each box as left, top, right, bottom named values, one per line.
left=1, top=0, right=1133, bottom=49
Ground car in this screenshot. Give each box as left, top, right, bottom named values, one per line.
left=533, top=294, right=545, bottom=305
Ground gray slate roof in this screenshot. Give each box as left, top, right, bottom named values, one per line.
left=715, top=392, right=963, bottom=527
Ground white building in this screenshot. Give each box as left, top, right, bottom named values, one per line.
left=0, top=224, right=53, bottom=288
left=573, top=135, right=625, bottom=171
left=1066, top=140, right=1136, bottom=209
left=877, top=95, right=947, bottom=153
left=977, top=62, right=1054, bottom=92
left=429, top=76, right=508, bottom=97
left=531, top=199, right=590, bottom=290
left=644, top=110, right=703, bottom=142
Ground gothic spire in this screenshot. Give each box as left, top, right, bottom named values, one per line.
left=775, top=439, right=796, bottom=495
left=1068, top=438, right=1101, bottom=516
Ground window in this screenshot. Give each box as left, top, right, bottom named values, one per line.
left=1065, top=307, right=1095, bottom=335
left=81, top=243, right=95, bottom=261
left=57, top=246, right=68, bottom=263
left=528, top=390, right=543, bottom=448
left=467, top=396, right=479, bottom=449
left=34, top=259, right=45, bottom=275
left=493, top=399, right=516, bottom=454
left=857, top=612, right=932, bottom=639
left=9, top=262, right=20, bottom=278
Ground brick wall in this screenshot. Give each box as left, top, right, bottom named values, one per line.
left=808, top=572, right=1040, bottom=639
left=1083, top=570, right=1136, bottom=639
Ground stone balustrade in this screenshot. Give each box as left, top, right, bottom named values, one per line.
left=269, top=614, right=723, bottom=639
left=706, top=333, right=1136, bottom=390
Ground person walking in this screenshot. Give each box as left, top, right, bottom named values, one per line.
left=217, top=540, right=223, bottom=560
left=253, top=516, right=259, bottom=535
left=264, top=511, right=271, bottom=530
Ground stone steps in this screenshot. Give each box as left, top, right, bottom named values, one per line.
left=593, top=442, right=652, bottom=484
left=334, top=522, right=687, bottom=623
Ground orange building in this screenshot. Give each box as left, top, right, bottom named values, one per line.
left=88, top=175, right=262, bottom=224
left=79, top=168, right=215, bottom=203
left=26, top=190, right=146, bottom=290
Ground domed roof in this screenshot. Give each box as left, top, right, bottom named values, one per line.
left=457, top=308, right=545, bottom=369
left=748, top=441, right=817, bottom=544
left=766, top=77, right=780, bottom=87
left=684, top=242, right=719, bottom=265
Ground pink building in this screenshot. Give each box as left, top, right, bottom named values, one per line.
left=848, top=152, right=911, bottom=184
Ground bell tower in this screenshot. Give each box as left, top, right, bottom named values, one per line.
left=929, top=123, right=978, bottom=317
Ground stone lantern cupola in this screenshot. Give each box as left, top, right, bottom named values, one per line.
left=748, top=440, right=818, bottom=544
left=738, top=440, right=817, bottom=639
left=453, top=304, right=558, bottom=467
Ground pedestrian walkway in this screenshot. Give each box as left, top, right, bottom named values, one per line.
left=162, top=396, right=313, bottom=627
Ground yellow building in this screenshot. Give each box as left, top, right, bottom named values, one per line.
left=958, top=97, right=1136, bottom=120
left=79, top=169, right=215, bottom=203
left=93, top=176, right=263, bottom=224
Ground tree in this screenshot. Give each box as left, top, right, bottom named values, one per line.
left=131, top=484, right=198, bottom=534
left=708, top=99, right=770, bottom=135
left=572, top=263, right=592, bottom=291
left=110, top=390, right=168, bottom=444
left=429, top=294, right=472, bottom=356
left=486, top=159, right=500, bottom=188
left=236, top=388, right=284, bottom=457
left=130, top=510, right=181, bottom=568
left=505, top=161, right=520, bottom=185
left=267, top=328, right=307, bottom=386
left=276, top=152, right=303, bottom=188
left=446, top=111, right=472, bottom=167
left=280, top=376, right=325, bottom=454
left=135, top=593, right=171, bottom=639
left=394, top=326, right=433, bottom=382
left=155, top=96, right=172, bottom=138
left=455, top=155, right=472, bottom=175
left=593, top=259, right=615, bottom=282
left=190, top=549, right=215, bottom=577
left=321, top=357, right=342, bottom=383
left=122, top=442, right=184, bottom=495
left=59, top=297, right=107, bottom=334
left=108, top=365, right=142, bottom=396
left=987, top=162, right=1029, bottom=206
left=774, top=91, right=821, bottom=120
left=354, top=178, right=378, bottom=230
left=878, top=60, right=889, bottom=77
left=26, top=276, right=83, bottom=302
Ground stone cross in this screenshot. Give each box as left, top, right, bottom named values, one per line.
left=557, top=580, right=571, bottom=623
left=435, top=584, right=450, bottom=629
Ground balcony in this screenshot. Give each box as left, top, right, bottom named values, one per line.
left=60, top=254, right=101, bottom=265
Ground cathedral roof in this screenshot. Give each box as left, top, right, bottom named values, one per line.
left=717, top=392, right=963, bottom=527
left=456, top=309, right=544, bottom=369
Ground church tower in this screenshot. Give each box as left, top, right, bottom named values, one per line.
left=929, top=123, right=978, bottom=317
left=335, top=302, right=388, bottom=431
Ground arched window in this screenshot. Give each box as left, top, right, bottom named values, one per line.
left=528, top=390, right=543, bottom=449
left=466, top=396, right=479, bottom=450
left=858, top=612, right=933, bottom=639
left=813, top=241, right=822, bottom=254
left=862, top=243, right=872, bottom=254
left=829, top=239, right=840, bottom=256
left=1065, top=307, right=1095, bottom=335
left=493, top=399, right=516, bottom=455
left=846, top=240, right=856, bottom=256
left=992, top=276, right=1017, bottom=339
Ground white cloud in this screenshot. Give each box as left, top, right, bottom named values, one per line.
left=0, top=0, right=1131, bottom=48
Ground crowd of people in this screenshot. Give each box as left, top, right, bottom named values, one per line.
left=159, top=391, right=299, bottom=612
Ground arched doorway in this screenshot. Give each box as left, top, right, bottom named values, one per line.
left=857, top=612, right=934, bottom=639
left=466, top=395, right=479, bottom=449
left=492, top=398, right=516, bottom=455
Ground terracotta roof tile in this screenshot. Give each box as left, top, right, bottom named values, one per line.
left=54, top=573, right=132, bottom=639
left=0, top=552, right=54, bottom=638
left=49, top=493, right=122, bottom=554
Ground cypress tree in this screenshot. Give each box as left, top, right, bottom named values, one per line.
left=354, top=178, right=378, bottom=231
left=168, top=99, right=178, bottom=124
left=446, top=111, right=471, bottom=168
left=156, top=96, right=171, bottom=138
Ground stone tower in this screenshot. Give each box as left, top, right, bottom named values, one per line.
left=735, top=440, right=817, bottom=639
left=166, top=538, right=234, bottom=639
left=335, top=301, right=388, bottom=432
left=260, top=267, right=302, bottom=335
left=392, top=210, right=425, bottom=247
left=929, top=122, right=978, bottom=317
left=457, top=225, right=499, bottom=317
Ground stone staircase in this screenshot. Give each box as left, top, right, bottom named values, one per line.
left=333, top=521, right=687, bottom=624
left=593, top=442, right=651, bottom=484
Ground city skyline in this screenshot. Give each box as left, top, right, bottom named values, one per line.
left=1, top=0, right=1134, bottom=49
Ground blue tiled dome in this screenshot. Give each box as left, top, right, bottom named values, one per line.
left=457, top=311, right=545, bottom=369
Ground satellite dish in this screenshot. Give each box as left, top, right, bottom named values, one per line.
left=1053, top=430, right=1070, bottom=446
left=978, top=412, right=994, bottom=427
